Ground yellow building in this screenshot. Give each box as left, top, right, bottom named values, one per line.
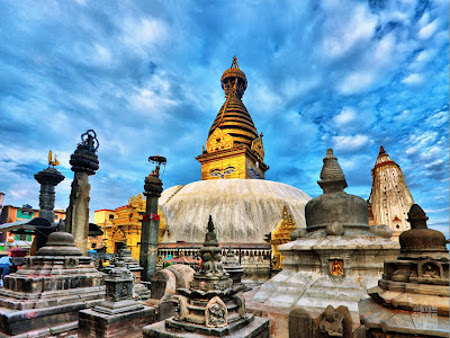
left=196, top=56, right=268, bottom=180
left=270, top=206, right=297, bottom=269
left=94, top=193, right=167, bottom=261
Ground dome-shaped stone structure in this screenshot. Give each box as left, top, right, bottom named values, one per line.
left=399, top=204, right=448, bottom=259
left=305, top=149, right=370, bottom=237
left=159, top=179, right=310, bottom=244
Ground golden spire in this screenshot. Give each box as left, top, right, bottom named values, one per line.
left=48, top=150, right=60, bottom=167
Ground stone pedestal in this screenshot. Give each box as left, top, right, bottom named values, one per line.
left=0, top=232, right=105, bottom=337
left=143, top=315, right=269, bottom=337
left=79, top=258, right=156, bottom=338
left=66, top=129, right=99, bottom=255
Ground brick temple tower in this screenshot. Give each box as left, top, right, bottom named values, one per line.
left=196, top=56, right=269, bottom=180
left=369, top=146, right=414, bottom=241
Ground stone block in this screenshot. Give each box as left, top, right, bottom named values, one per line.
left=288, top=307, right=313, bottom=338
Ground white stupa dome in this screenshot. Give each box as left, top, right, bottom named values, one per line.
left=159, top=179, right=311, bottom=244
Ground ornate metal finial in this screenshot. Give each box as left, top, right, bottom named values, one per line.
left=204, top=215, right=219, bottom=247
left=407, top=204, right=429, bottom=230
left=48, top=150, right=60, bottom=167
left=78, top=129, right=99, bottom=152
left=148, top=155, right=167, bottom=179
left=231, top=55, right=239, bottom=69
left=379, top=145, right=386, bottom=155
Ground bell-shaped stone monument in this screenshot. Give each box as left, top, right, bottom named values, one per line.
left=251, top=149, right=399, bottom=324
left=359, top=204, right=449, bottom=337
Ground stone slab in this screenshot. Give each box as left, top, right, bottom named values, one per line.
left=78, top=305, right=156, bottom=338
left=143, top=316, right=269, bottom=338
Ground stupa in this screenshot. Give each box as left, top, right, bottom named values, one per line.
left=143, top=216, right=269, bottom=337
left=0, top=232, right=105, bottom=336
left=359, top=204, right=449, bottom=337
left=158, top=58, right=310, bottom=272
left=270, top=206, right=298, bottom=270
left=368, top=146, right=415, bottom=241
left=251, top=149, right=399, bottom=321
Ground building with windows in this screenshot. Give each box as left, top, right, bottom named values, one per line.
left=0, top=204, right=66, bottom=251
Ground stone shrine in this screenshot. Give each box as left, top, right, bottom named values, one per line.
left=79, top=257, right=155, bottom=338
left=359, top=204, right=449, bottom=337
left=270, top=206, right=297, bottom=270
left=0, top=232, right=105, bottom=337
left=251, top=149, right=399, bottom=325
left=143, top=215, right=269, bottom=337
left=368, top=146, right=415, bottom=241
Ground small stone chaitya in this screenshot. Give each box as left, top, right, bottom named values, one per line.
left=143, top=215, right=269, bottom=337
left=78, top=257, right=155, bottom=338
left=0, top=232, right=105, bottom=337
left=359, top=204, right=449, bottom=337
left=252, top=149, right=399, bottom=321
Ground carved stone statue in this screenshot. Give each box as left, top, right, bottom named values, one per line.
left=318, top=305, right=344, bottom=337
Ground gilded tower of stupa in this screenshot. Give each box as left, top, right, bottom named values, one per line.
left=196, top=56, right=269, bottom=180
left=369, top=146, right=414, bottom=241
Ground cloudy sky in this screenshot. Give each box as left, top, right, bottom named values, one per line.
left=1, top=0, right=448, bottom=236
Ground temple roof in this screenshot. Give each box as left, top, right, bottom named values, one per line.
left=372, top=145, right=399, bottom=171
left=208, top=57, right=259, bottom=147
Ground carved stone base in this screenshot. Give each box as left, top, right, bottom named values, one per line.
left=143, top=315, right=269, bottom=338
left=79, top=305, right=156, bottom=338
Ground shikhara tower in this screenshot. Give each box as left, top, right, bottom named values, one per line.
left=369, top=146, right=414, bottom=241
left=196, top=56, right=269, bottom=180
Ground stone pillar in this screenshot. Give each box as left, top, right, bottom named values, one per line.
left=66, top=130, right=99, bottom=255
left=140, top=167, right=163, bottom=281
left=33, top=167, right=65, bottom=251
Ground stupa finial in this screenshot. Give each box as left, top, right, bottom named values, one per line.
left=406, top=204, right=429, bottom=230
left=204, top=215, right=219, bottom=247
left=231, top=55, right=240, bottom=69
left=318, top=148, right=348, bottom=193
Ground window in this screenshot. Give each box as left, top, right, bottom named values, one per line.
left=109, top=214, right=114, bottom=220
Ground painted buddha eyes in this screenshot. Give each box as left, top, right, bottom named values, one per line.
left=210, top=167, right=235, bottom=179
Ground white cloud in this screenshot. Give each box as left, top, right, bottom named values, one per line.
left=401, top=73, right=424, bottom=86
left=322, top=4, right=378, bottom=58
left=418, top=19, right=439, bottom=40
left=331, top=134, right=372, bottom=152
left=337, top=71, right=376, bottom=95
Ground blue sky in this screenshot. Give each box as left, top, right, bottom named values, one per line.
left=1, top=0, right=448, bottom=236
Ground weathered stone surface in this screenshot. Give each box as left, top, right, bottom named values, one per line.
left=144, top=216, right=268, bottom=338
left=288, top=307, right=313, bottom=338
left=143, top=315, right=269, bottom=337
left=66, top=130, right=99, bottom=255
left=359, top=204, right=450, bottom=337
left=79, top=306, right=156, bottom=338
left=252, top=149, right=399, bottom=331
left=150, top=264, right=195, bottom=300
left=0, top=232, right=105, bottom=337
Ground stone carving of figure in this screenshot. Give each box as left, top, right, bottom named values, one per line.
left=318, top=305, right=344, bottom=337
left=206, top=296, right=228, bottom=328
